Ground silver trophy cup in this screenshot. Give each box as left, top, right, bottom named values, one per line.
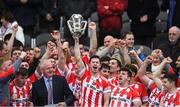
left=67, top=14, right=87, bottom=38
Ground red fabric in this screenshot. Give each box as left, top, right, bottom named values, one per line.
left=0, top=66, right=14, bottom=78
left=28, top=73, right=38, bottom=83
left=177, top=79, right=180, bottom=87
left=97, top=0, right=127, bottom=31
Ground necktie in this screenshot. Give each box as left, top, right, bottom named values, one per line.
left=47, top=79, right=53, bottom=104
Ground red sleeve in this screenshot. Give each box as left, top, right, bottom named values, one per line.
left=174, top=91, right=180, bottom=106
left=97, top=0, right=113, bottom=17
left=131, top=88, right=140, bottom=101
left=81, top=69, right=91, bottom=80
left=82, top=55, right=89, bottom=65
left=109, top=0, right=128, bottom=14
left=140, top=83, right=148, bottom=103
left=0, top=66, right=14, bottom=78
left=28, top=73, right=38, bottom=83
left=149, top=82, right=157, bottom=92
left=177, top=79, right=180, bottom=87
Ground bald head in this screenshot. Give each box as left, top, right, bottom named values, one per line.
left=104, top=35, right=114, bottom=47
left=168, top=26, right=180, bottom=44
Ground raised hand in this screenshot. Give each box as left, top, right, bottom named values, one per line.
left=129, top=50, right=138, bottom=57
left=51, top=30, right=60, bottom=40
left=46, top=41, right=56, bottom=52
left=144, top=55, right=153, bottom=64
left=19, top=51, right=27, bottom=59
left=34, top=47, right=41, bottom=59
left=163, top=57, right=173, bottom=64
left=88, top=22, right=96, bottom=31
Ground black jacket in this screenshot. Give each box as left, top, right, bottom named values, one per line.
left=158, top=38, right=180, bottom=68
left=31, top=75, right=75, bottom=106
left=127, top=0, right=160, bottom=36
left=61, top=0, right=96, bottom=20
left=5, top=0, right=40, bottom=27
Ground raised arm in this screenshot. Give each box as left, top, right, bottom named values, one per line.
left=89, top=22, right=97, bottom=56
left=74, top=37, right=86, bottom=75
left=129, top=50, right=143, bottom=67
left=118, top=39, right=131, bottom=65
left=51, top=31, right=68, bottom=73
left=137, top=56, right=153, bottom=87
left=152, top=57, right=173, bottom=89
left=96, top=38, right=117, bottom=57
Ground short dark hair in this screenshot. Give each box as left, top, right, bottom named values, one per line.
left=124, top=64, right=138, bottom=76
left=0, top=40, right=4, bottom=50
left=162, top=72, right=178, bottom=86
left=121, top=31, right=134, bottom=40
left=111, top=58, right=122, bottom=69
left=100, top=56, right=111, bottom=63
left=120, top=66, right=133, bottom=77
left=1, top=10, right=14, bottom=22
left=100, top=63, right=110, bottom=70
left=4, top=33, right=24, bottom=48
left=89, top=55, right=100, bottom=63
left=14, top=68, right=28, bottom=77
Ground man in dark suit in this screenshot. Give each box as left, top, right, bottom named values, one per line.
left=31, top=59, right=74, bottom=106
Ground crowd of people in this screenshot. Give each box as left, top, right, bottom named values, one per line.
left=0, top=0, right=180, bottom=106
left=0, top=21, right=180, bottom=106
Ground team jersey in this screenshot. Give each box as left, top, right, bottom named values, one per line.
left=0, top=66, right=14, bottom=78
left=130, top=82, right=148, bottom=103
left=148, top=80, right=165, bottom=106
left=160, top=90, right=180, bottom=107
left=109, top=86, right=140, bottom=107
left=9, top=81, right=32, bottom=106
left=108, top=76, right=119, bottom=88
left=81, top=74, right=110, bottom=107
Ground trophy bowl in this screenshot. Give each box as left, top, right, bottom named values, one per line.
left=67, top=14, right=87, bottom=38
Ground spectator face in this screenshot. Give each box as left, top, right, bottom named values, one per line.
left=79, top=44, right=84, bottom=54
left=125, top=34, right=134, bottom=48
left=104, top=36, right=113, bottom=47
left=118, top=71, right=130, bottom=85
left=162, top=78, right=174, bottom=92
left=25, top=50, right=34, bottom=63
left=0, top=43, right=8, bottom=57
left=109, top=59, right=120, bottom=73
left=100, top=68, right=110, bottom=79
left=0, top=60, right=12, bottom=71
left=0, top=17, right=8, bottom=27
left=49, top=58, right=57, bottom=73
left=50, top=48, right=58, bottom=60
left=15, top=75, right=26, bottom=87
left=20, top=62, right=29, bottom=69
left=152, top=55, right=161, bottom=66
left=90, top=58, right=101, bottom=73
left=43, top=60, right=54, bottom=78
left=168, top=27, right=180, bottom=44
left=176, top=56, right=180, bottom=68
left=11, top=50, right=21, bottom=62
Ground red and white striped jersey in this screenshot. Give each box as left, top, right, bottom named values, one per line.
left=148, top=80, right=165, bottom=106
left=108, top=76, right=119, bottom=88
left=130, top=82, right=148, bottom=103
left=81, top=74, right=110, bottom=107
left=67, top=71, right=82, bottom=100
left=9, top=81, right=32, bottom=106
left=109, top=86, right=140, bottom=107
left=160, top=90, right=180, bottom=107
